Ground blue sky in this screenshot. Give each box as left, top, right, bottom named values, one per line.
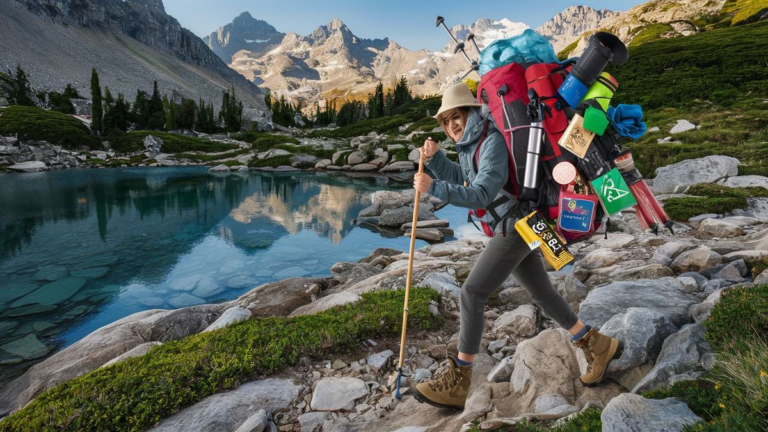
left=165, top=0, right=647, bottom=52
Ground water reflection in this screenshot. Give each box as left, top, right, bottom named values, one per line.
left=0, top=167, right=450, bottom=387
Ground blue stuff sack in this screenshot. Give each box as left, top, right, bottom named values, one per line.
left=478, top=29, right=559, bottom=76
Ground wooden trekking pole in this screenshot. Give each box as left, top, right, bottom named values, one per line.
left=395, top=146, right=425, bottom=400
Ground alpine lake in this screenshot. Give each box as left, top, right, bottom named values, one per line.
left=0, top=167, right=469, bottom=385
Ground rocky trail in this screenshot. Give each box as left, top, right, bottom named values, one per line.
left=2, top=173, right=767, bottom=430
left=2, top=151, right=768, bottom=431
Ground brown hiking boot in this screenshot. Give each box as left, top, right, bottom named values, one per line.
left=573, top=328, right=623, bottom=386
left=412, top=355, right=472, bottom=410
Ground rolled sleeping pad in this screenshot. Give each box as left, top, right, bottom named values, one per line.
left=581, top=72, right=619, bottom=111
left=525, top=63, right=569, bottom=159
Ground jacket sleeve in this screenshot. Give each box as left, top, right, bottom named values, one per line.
left=425, top=150, right=464, bottom=185
left=427, top=131, right=508, bottom=209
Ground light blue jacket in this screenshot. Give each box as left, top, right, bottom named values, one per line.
left=426, top=107, right=519, bottom=234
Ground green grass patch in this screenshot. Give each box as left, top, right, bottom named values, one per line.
left=405, top=117, right=439, bottom=134
left=629, top=24, right=676, bottom=47
left=174, top=148, right=252, bottom=163
left=465, top=407, right=602, bottom=431
left=0, top=288, right=442, bottom=432
left=231, top=132, right=299, bottom=152
left=108, top=132, right=239, bottom=154
left=410, top=132, right=447, bottom=147
left=608, top=20, right=768, bottom=110
left=248, top=155, right=294, bottom=168
left=307, top=115, right=411, bottom=139
left=644, top=380, right=723, bottom=422
left=704, top=285, right=768, bottom=352
left=274, top=144, right=335, bottom=159
left=642, top=286, right=768, bottom=431
left=662, top=184, right=768, bottom=221
left=722, top=0, right=768, bottom=26
left=558, top=38, right=580, bottom=61
left=0, top=106, right=99, bottom=149
left=390, top=146, right=410, bottom=162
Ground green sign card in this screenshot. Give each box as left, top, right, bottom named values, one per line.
left=591, top=167, right=637, bottom=215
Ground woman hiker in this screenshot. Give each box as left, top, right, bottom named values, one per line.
left=410, top=82, right=623, bottom=410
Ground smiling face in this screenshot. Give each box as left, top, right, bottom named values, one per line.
left=440, top=108, right=470, bottom=142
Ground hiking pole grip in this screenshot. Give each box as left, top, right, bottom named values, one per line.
left=396, top=148, right=425, bottom=400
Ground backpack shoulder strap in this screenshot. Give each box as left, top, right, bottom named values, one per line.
left=473, top=120, right=490, bottom=171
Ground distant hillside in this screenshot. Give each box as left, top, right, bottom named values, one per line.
left=559, top=0, right=768, bottom=58
left=0, top=0, right=266, bottom=111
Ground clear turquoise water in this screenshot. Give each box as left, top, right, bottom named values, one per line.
left=0, top=167, right=469, bottom=381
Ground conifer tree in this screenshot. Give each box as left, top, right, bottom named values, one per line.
left=90, top=68, right=103, bottom=135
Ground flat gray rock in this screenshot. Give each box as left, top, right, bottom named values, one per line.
left=418, top=272, right=461, bottom=298
left=69, top=267, right=110, bottom=279
left=669, top=119, right=696, bottom=134
left=272, top=267, right=308, bottom=279
left=167, top=293, right=206, bottom=308
left=203, top=307, right=252, bottom=333
left=226, top=276, right=258, bottom=289
left=234, top=409, right=268, bottom=432
left=366, top=350, right=394, bottom=372
left=632, top=323, right=712, bottom=393
left=651, top=156, right=739, bottom=194
left=11, top=277, right=87, bottom=307
left=602, top=393, right=702, bottom=432
left=298, top=412, right=332, bottom=432
left=2, top=303, right=58, bottom=317
left=168, top=274, right=203, bottom=291
left=192, top=276, right=224, bottom=298
left=493, top=304, right=538, bottom=338
left=718, top=174, right=768, bottom=189
left=310, top=377, right=369, bottom=411
left=148, top=379, right=300, bottom=432
left=0, top=334, right=49, bottom=359
left=601, top=308, right=678, bottom=390
left=33, top=266, right=69, bottom=281
left=8, top=161, right=47, bottom=172
left=578, top=277, right=698, bottom=328
left=0, top=282, right=39, bottom=303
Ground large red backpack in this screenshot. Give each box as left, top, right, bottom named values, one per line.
left=473, top=61, right=603, bottom=242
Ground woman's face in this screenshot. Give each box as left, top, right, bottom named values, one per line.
left=441, top=109, right=469, bottom=142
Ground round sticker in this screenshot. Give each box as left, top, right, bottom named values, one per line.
left=553, top=162, right=577, bottom=185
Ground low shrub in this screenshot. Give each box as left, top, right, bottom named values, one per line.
left=0, top=106, right=98, bottom=149
left=0, top=288, right=442, bottom=431
left=708, top=337, right=768, bottom=431
left=307, top=115, right=411, bottom=139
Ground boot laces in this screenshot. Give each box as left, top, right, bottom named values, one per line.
left=427, top=360, right=462, bottom=392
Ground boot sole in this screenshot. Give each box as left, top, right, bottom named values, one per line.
left=581, top=339, right=624, bottom=387
left=411, top=387, right=464, bottom=411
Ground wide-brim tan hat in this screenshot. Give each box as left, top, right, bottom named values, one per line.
left=434, top=82, right=482, bottom=120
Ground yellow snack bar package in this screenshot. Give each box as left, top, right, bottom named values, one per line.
left=514, top=211, right=574, bottom=271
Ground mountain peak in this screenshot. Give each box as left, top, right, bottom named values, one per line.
left=328, top=18, right=346, bottom=30
left=536, top=6, right=621, bottom=52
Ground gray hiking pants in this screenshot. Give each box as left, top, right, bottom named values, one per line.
left=458, top=231, right=579, bottom=355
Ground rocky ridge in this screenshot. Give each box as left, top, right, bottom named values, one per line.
left=535, top=6, right=622, bottom=52
left=219, top=15, right=536, bottom=105
left=0, top=0, right=266, bottom=111
left=2, top=152, right=768, bottom=430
